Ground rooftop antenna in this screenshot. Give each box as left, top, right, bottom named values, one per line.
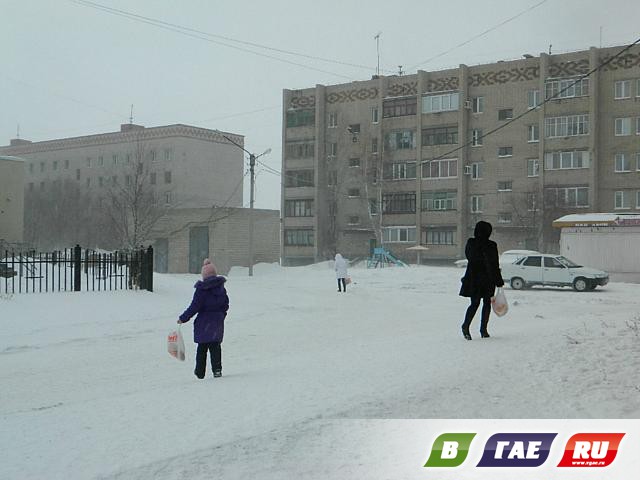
left=398, top=65, right=404, bottom=76
left=16, top=123, right=20, bottom=139
left=374, top=31, right=382, bottom=76
left=129, top=104, right=134, bottom=124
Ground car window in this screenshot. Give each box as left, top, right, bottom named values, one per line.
left=557, top=256, right=581, bottom=268
left=544, top=257, right=564, bottom=268
left=522, top=256, right=541, bottom=267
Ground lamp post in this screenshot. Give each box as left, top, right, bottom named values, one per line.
left=219, top=133, right=271, bottom=276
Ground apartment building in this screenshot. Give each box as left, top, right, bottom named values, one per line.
left=281, top=44, right=640, bottom=265
left=0, top=155, right=25, bottom=245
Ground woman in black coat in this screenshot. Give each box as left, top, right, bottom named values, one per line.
left=459, top=221, right=504, bottom=340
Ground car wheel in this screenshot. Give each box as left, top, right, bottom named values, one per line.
left=573, top=277, right=588, bottom=292
left=510, top=277, right=525, bottom=290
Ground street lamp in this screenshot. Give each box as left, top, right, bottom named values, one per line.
left=219, top=132, right=271, bottom=276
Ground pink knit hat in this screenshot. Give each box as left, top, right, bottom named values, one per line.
left=201, top=258, right=217, bottom=279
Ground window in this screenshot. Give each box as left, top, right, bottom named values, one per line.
left=383, top=96, right=417, bottom=117
left=125, top=154, right=131, bottom=164
left=544, top=150, right=590, bottom=170
left=285, top=142, right=314, bottom=158
left=328, top=112, right=338, bottom=128
left=28, top=182, right=34, bottom=191
left=384, top=130, right=415, bottom=150
left=471, top=129, right=483, bottom=146
left=422, top=126, right=458, bottom=146
left=76, top=169, right=80, bottom=180
left=285, top=169, right=314, bottom=187
left=371, top=137, right=378, bottom=154
left=498, top=109, right=513, bottom=120
left=164, top=171, right=172, bottom=184
left=284, top=229, right=314, bottom=246
left=149, top=150, right=157, bottom=163
left=544, top=114, right=589, bottom=137
left=498, top=212, right=512, bottom=224
left=471, top=162, right=483, bottom=179
left=348, top=124, right=360, bottom=134
left=615, top=80, right=631, bottom=99
left=528, top=124, right=540, bottom=142
left=150, top=172, right=156, bottom=185
left=383, top=226, right=416, bottom=243
left=615, top=191, right=630, bottom=209
left=527, top=193, right=540, bottom=211
left=545, top=77, right=589, bottom=99
left=544, top=186, right=589, bottom=207
left=527, top=158, right=540, bottom=177
left=348, top=188, right=360, bottom=198
left=347, top=216, right=360, bottom=225
left=421, top=92, right=459, bottom=113
left=382, top=193, right=416, bottom=213
left=497, top=181, right=513, bottom=191
left=125, top=175, right=131, bottom=186
left=349, top=158, right=361, bottom=168
left=327, top=170, right=337, bottom=186
left=111, top=176, right=117, bottom=186
left=98, top=156, right=104, bottom=167
left=40, top=181, right=45, bottom=190
left=164, top=149, right=173, bottom=162
left=615, top=117, right=631, bottom=136
left=64, top=159, right=69, bottom=169
left=523, top=256, right=541, bottom=267
left=369, top=199, right=378, bottom=215
left=472, top=96, right=484, bottom=113
left=615, top=153, right=630, bottom=172
left=29, top=163, right=33, bottom=174
left=113, top=154, right=119, bottom=166
left=285, top=199, right=313, bottom=217
left=286, top=109, right=315, bottom=128
left=498, top=147, right=513, bottom=157
left=422, top=158, right=457, bottom=179
left=424, top=229, right=455, bottom=245
left=371, top=106, right=379, bottom=123
left=164, top=192, right=172, bottom=205
left=327, top=142, right=337, bottom=158
left=86, top=157, right=91, bottom=168
left=422, top=191, right=457, bottom=211
left=470, top=195, right=483, bottom=213
left=53, top=160, right=58, bottom=171
left=384, top=162, right=416, bottom=180
left=86, top=177, right=91, bottom=187
left=98, top=176, right=104, bottom=187
left=528, top=90, right=540, bottom=109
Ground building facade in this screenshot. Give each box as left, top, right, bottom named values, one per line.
left=281, top=44, right=640, bottom=266
left=0, top=156, right=25, bottom=245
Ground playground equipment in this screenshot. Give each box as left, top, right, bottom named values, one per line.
left=367, top=247, right=407, bottom=268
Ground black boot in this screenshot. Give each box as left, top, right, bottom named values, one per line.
left=462, top=328, right=472, bottom=341
left=481, top=331, right=490, bottom=338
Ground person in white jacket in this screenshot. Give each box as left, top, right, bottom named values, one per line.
left=334, top=253, right=348, bottom=292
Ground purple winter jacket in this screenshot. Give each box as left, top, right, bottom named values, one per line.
left=179, top=276, right=229, bottom=344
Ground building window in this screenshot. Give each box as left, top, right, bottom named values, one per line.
left=328, top=112, right=338, bottom=128
left=347, top=188, right=360, bottom=198
left=349, top=158, right=361, bottom=168
left=86, top=157, right=91, bottom=168
left=368, top=199, right=378, bottom=215
left=371, top=137, right=378, bottom=154
left=471, top=96, right=484, bottom=113
left=112, top=154, right=118, bottom=166
left=615, top=191, right=630, bottom=209
left=383, top=162, right=416, bottom=180
left=384, top=130, right=415, bottom=150
left=164, top=171, right=172, bottom=184
left=53, top=160, right=58, bottom=170
left=347, top=216, right=360, bottom=225
left=422, top=158, right=457, bottom=179
left=64, top=159, right=69, bottom=169
left=471, top=129, right=483, bottom=146
left=527, top=193, right=540, bottom=211
left=383, top=96, right=417, bottom=117
left=498, top=212, right=512, bottom=224
left=86, top=177, right=91, bottom=187
left=498, top=108, right=513, bottom=120
left=615, top=80, right=631, bottom=99
left=112, top=176, right=118, bottom=186
left=98, top=176, right=103, bottom=187
left=527, top=158, right=540, bottom=177
left=371, top=106, right=379, bottom=123
left=528, top=124, right=540, bottom=142
left=327, top=170, right=337, bottom=186
left=150, top=172, right=156, bottom=185
left=497, top=181, right=513, bottom=192
left=285, top=169, right=314, bottom=187
left=470, top=195, right=483, bottom=213
left=98, top=156, right=104, bottom=167
left=528, top=90, right=541, bottom=109
left=164, top=191, right=172, bottom=205
left=75, top=169, right=80, bottom=180
left=383, top=226, right=416, bottom=243
left=125, top=175, right=131, bottom=186
left=28, top=182, right=34, bottom=191
left=285, top=142, right=314, bottom=158
left=544, top=150, right=590, bottom=170
left=615, top=117, right=631, bottom=136
left=29, top=163, right=33, bottom=174
left=545, top=77, right=589, bottom=99
left=285, top=199, right=313, bottom=217
left=422, top=191, right=457, bottom=211
left=615, top=153, right=630, bottom=172
left=348, top=124, right=360, bottom=135
left=544, top=114, right=589, bottom=137
left=424, top=229, right=455, bottom=245
left=422, top=126, right=458, bottom=146
left=125, top=154, right=131, bottom=164
left=327, top=142, right=337, bottom=158
left=38, top=161, right=46, bottom=172
left=164, top=149, right=173, bottom=162
left=498, top=147, right=513, bottom=157
left=544, top=186, right=589, bottom=208
left=471, top=162, right=483, bottom=179
left=422, top=92, right=459, bottom=113
left=382, top=193, right=416, bottom=214
left=284, top=229, right=314, bottom=246
left=286, top=109, right=315, bottom=128
left=40, top=181, right=45, bottom=190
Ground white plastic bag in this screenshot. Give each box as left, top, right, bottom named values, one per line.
left=491, top=287, right=509, bottom=317
left=167, top=324, right=186, bottom=361
left=345, top=276, right=352, bottom=285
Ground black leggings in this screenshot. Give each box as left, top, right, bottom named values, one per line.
left=462, top=296, right=491, bottom=333
left=337, top=278, right=346, bottom=291
left=195, top=342, right=222, bottom=378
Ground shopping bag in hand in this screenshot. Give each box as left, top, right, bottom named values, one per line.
left=345, top=276, right=352, bottom=285
left=167, top=324, right=186, bottom=361
left=491, top=287, right=508, bottom=317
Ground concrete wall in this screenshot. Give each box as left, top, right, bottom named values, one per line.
left=0, top=157, right=24, bottom=243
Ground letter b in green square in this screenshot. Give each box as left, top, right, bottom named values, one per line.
left=424, top=433, right=476, bottom=467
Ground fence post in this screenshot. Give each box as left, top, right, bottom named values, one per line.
left=73, top=244, right=81, bottom=292
left=145, top=245, right=154, bottom=292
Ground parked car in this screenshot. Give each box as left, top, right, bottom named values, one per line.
left=0, top=262, right=17, bottom=278
left=454, top=249, right=540, bottom=268
left=501, top=254, right=609, bottom=291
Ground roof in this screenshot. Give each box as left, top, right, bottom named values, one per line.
left=553, top=213, right=640, bottom=227
left=0, top=155, right=25, bottom=163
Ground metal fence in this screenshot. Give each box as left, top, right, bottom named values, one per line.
left=0, top=245, right=153, bottom=294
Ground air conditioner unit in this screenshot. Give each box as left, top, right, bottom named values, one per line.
left=464, top=100, right=472, bottom=110
left=464, top=165, right=473, bottom=175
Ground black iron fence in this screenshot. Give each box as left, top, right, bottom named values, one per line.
left=0, top=245, right=153, bottom=294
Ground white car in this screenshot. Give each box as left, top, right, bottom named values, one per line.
left=501, top=254, right=609, bottom=291
left=454, top=249, right=540, bottom=268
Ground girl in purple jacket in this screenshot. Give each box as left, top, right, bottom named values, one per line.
left=178, top=259, right=229, bottom=379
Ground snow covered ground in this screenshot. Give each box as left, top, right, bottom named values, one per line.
left=1, top=263, right=639, bottom=479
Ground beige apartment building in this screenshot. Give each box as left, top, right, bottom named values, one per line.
left=0, top=155, right=25, bottom=246
left=281, top=44, right=640, bottom=266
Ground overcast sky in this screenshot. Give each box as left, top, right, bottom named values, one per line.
left=2, top=0, right=638, bottom=209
